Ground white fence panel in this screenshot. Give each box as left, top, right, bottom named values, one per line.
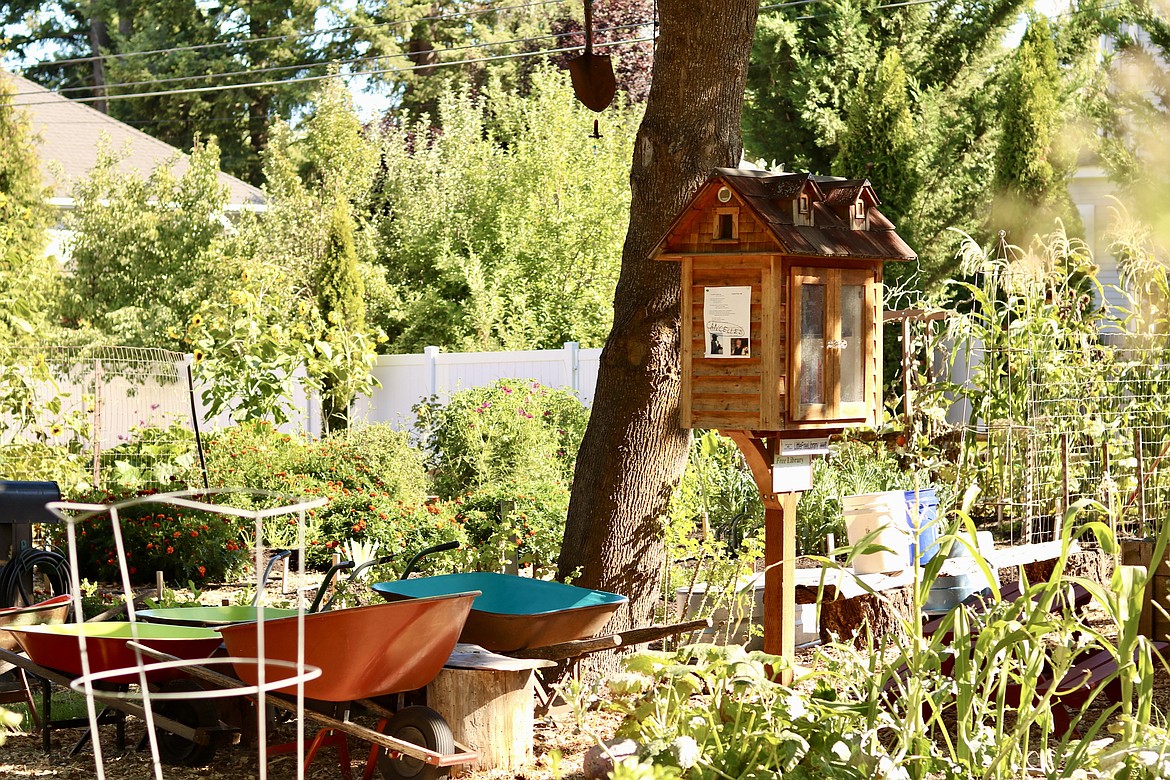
left=355, top=343, right=601, bottom=431
left=349, top=352, right=432, bottom=430
left=577, top=349, right=601, bottom=407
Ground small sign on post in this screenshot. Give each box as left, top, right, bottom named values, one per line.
left=772, top=455, right=812, bottom=493
left=779, top=437, right=831, bottom=457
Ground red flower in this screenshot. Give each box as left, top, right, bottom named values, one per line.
left=166, top=546, right=174, bottom=555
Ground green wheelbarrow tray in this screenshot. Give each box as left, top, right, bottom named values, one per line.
left=138, top=605, right=300, bottom=627
left=372, top=572, right=627, bottom=653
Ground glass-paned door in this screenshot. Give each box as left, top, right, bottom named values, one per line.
left=791, top=267, right=873, bottom=422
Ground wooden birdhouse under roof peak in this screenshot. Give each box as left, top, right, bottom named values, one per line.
left=652, top=167, right=916, bottom=435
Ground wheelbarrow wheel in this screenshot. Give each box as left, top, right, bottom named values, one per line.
left=152, top=681, right=219, bottom=766
left=377, top=706, right=454, bottom=780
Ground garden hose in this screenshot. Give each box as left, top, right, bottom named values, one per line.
left=0, top=545, right=70, bottom=608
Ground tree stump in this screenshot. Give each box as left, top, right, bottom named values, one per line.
left=427, top=648, right=551, bottom=773
left=818, top=586, right=914, bottom=645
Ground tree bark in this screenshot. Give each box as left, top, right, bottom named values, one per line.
left=88, top=15, right=110, bottom=114
left=558, top=0, right=759, bottom=634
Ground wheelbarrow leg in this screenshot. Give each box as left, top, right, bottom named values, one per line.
left=302, top=728, right=352, bottom=780
left=270, top=718, right=353, bottom=780
left=40, top=676, right=51, bottom=753
left=362, top=718, right=390, bottom=780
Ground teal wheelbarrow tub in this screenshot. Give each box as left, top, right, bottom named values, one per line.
left=372, top=572, right=627, bottom=652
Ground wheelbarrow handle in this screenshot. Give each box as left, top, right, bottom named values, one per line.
left=347, top=553, right=396, bottom=582
left=252, top=549, right=294, bottom=606
left=308, top=559, right=356, bottom=613
left=400, top=540, right=460, bottom=580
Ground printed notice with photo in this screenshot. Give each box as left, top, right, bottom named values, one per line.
left=704, top=286, right=751, bottom=358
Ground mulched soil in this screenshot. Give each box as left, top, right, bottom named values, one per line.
left=0, top=701, right=619, bottom=780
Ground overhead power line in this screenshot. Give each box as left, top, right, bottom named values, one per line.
left=11, top=35, right=654, bottom=109
left=27, top=21, right=651, bottom=98
left=33, top=0, right=570, bottom=68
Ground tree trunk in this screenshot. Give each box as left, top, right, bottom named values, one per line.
left=247, top=14, right=271, bottom=169
left=88, top=16, right=110, bottom=114
left=558, top=0, right=759, bottom=635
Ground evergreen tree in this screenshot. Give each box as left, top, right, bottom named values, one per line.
left=834, top=48, right=920, bottom=231
left=743, top=0, right=1028, bottom=290
left=993, top=14, right=1079, bottom=242
left=317, top=197, right=365, bottom=332
left=315, top=196, right=366, bottom=432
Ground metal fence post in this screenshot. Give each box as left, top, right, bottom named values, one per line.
left=564, top=342, right=580, bottom=396
left=424, top=346, right=440, bottom=399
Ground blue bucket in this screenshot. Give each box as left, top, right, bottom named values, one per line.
left=905, top=488, right=940, bottom=565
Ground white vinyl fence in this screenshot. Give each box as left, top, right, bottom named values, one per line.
left=195, top=343, right=602, bottom=436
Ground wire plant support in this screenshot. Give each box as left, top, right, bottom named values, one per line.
left=45, top=489, right=324, bottom=780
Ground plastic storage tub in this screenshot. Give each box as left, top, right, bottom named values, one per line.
left=905, top=488, right=940, bottom=565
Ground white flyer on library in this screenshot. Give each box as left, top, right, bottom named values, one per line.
left=703, top=286, right=751, bottom=358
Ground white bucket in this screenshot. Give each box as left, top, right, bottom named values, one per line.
left=843, top=491, right=912, bottom=574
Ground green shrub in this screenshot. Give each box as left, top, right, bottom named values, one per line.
left=448, top=478, right=570, bottom=574
left=202, top=419, right=306, bottom=490
left=415, top=378, right=589, bottom=498
left=53, top=488, right=249, bottom=583
left=670, top=431, right=763, bottom=550
left=297, top=424, right=429, bottom=499
left=203, top=420, right=434, bottom=568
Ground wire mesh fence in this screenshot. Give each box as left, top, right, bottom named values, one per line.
left=0, top=346, right=204, bottom=492
left=941, top=339, right=1170, bottom=546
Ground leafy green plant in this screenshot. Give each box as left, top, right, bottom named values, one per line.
left=99, top=422, right=200, bottom=490
left=143, top=580, right=204, bottom=609
left=188, top=288, right=316, bottom=425
left=670, top=431, right=762, bottom=547
left=596, top=643, right=880, bottom=778
left=415, top=378, right=588, bottom=498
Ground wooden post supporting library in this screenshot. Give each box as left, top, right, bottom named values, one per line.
left=726, top=431, right=798, bottom=680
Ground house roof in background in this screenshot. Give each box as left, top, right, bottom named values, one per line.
left=3, top=70, right=265, bottom=207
